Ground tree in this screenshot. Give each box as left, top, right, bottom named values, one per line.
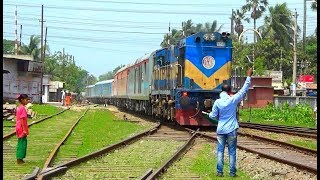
left=242, top=0, right=269, bottom=42
left=19, top=35, right=41, bottom=61
left=231, top=9, right=250, bottom=37
left=311, top=0, right=317, bottom=11
left=3, top=39, right=15, bottom=54
left=259, top=3, right=294, bottom=48
left=98, top=65, right=124, bottom=81
left=160, top=20, right=223, bottom=47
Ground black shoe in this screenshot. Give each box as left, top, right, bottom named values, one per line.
left=229, top=173, right=237, bottom=177
left=216, top=173, right=223, bottom=177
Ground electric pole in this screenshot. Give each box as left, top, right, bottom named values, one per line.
left=19, top=25, right=22, bottom=47
left=231, top=9, right=234, bottom=35
left=40, top=4, right=44, bottom=104
left=292, top=10, right=298, bottom=91
left=303, top=0, right=307, bottom=52
left=43, top=27, right=48, bottom=60
left=15, top=6, right=18, bottom=55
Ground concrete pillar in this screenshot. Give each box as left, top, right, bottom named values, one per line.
left=42, top=85, right=49, bottom=103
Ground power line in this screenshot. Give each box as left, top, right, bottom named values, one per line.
left=3, top=3, right=239, bottom=15
left=3, top=20, right=181, bottom=30
left=3, top=32, right=163, bottom=45
left=48, top=39, right=155, bottom=53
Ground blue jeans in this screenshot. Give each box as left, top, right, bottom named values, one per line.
left=216, top=130, right=237, bottom=176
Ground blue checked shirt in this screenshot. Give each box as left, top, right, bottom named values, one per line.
left=209, top=77, right=251, bottom=134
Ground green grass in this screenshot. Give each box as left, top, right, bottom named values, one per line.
left=31, top=104, right=62, bottom=116
left=288, top=139, right=317, bottom=150
left=239, top=103, right=316, bottom=128
left=54, top=109, right=154, bottom=165
left=190, top=144, right=250, bottom=179
left=56, top=139, right=183, bottom=179
left=3, top=110, right=82, bottom=180
left=3, top=104, right=63, bottom=135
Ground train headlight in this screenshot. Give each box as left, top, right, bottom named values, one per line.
left=203, top=33, right=210, bottom=41
left=203, top=33, right=215, bottom=41
left=209, top=33, right=215, bottom=41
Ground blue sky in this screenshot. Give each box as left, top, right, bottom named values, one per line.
left=3, top=0, right=317, bottom=78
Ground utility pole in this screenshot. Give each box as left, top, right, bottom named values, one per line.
left=15, top=6, right=18, bottom=55
left=303, top=0, right=307, bottom=52
left=40, top=4, right=44, bottom=104
left=43, top=27, right=48, bottom=60
left=280, top=49, right=282, bottom=71
left=231, top=9, right=234, bottom=35
left=292, top=9, right=298, bottom=96
left=19, top=25, right=22, bottom=47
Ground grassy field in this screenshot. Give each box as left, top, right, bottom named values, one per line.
left=53, top=109, right=155, bottom=165
left=3, top=110, right=82, bottom=180
left=56, top=139, right=184, bottom=179
left=189, top=144, right=249, bottom=179
left=239, top=103, right=316, bottom=128
left=3, top=104, right=63, bottom=135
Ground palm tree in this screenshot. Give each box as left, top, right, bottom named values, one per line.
left=182, top=19, right=194, bottom=37
left=231, top=9, right=250, bottom=37
left=260, top=3, right=294, bottom=48
left=19, top=35, right=41, bottom=61
left=242, top=0, right=268, bottom=42
left=205, top=20, right=223, bottom=32
left=311, top=0, right=317, bottom=11
left=160, top=29, right=183, bottom=47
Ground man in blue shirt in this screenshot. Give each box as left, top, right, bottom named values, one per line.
left=203, top=67, right=253, bottom=177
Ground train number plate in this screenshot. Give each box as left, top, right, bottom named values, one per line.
left=217, top=42, right=225, bottom=47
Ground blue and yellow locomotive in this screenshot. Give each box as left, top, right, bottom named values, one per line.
left=151, top=32, right=232, bottom=126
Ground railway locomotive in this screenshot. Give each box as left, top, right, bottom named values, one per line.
left=85, top=32, right=232, bottom=126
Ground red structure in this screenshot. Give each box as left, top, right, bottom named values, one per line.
left=236, top=77, right=274, bottom=108
left=298, top=75, right=314, bottom=83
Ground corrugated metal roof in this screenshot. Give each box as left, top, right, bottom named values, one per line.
left=3, top=54, right=34, bottom=61
left=134, top=53, right=151, bottom=64
left=95, top=79, right=114, bottom=85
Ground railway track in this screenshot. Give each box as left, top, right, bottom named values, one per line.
left=3, top=108, right=70, bottom=141
left=198, top=131, right=317, bottom=174
left=239, top=122, right=317, bottom=139
left=33, top=123, right=199, bottom=179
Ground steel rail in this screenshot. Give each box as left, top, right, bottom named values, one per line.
left=3, top=108, right=70, bottom=140
left=240, top=125, right=317, bottom=139
left=145, top=129, right=198, bottom=180
left=34, top=123, right=161, bottom=179
left=240, top=122, right=317, bottom=131
left=237, top=131, right=317, bottom=155
left=41, top=107, right=90, bottom=171
left=198, top=132, right=317, bottom=174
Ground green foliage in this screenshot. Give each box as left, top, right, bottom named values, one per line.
left=3, top=39, right=15, bottom=54
left=239, top=103, right=315, bottom=127
left=160, top=19, right=223, bottom=47
left=44, top=51, right=97, bottom=93
left=98, top=65, right=123, bottom=81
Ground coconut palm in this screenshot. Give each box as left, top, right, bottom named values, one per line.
left=242, top=0, right=268, bottom=42
left=160, top=29, right=183, bottom=47
left=205, top=20, right=223, bottom=32
left=311, top=0, right=317, bottom=11
left=231, top=9, right=250, bottom=37
left=259, top=3, right=295, bottom=48
left=19, top=35, right=41, bottom=61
